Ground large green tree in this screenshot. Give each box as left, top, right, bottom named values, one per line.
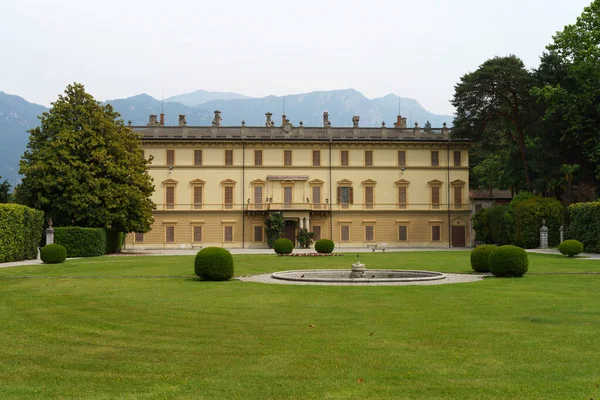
left=16, top=83, right=155, bottom=232
left=451, top=55, right=536, bottom=189
left=0, top=176, right=10, bottom=203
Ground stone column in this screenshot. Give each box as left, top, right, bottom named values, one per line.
left=305, top=217, right=310, bottom=231
left=46, top=219, right=54, bottom=245
left=560, top=225, right=564, bottom=243
left=539, top=219, right=549, bottom=249
left=300, top=218, right=304, bottom=230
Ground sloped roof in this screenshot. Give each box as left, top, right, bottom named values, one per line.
left=469, top=190, right=513, bottom=200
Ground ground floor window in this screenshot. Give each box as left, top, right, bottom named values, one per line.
left=193, top=226, right=203, bottom=242
left=254, top=225, right=263, bottom=242
left=341, top=225, right=350, bottom=242
left=432, top=225, right=441, bottom=242
left=312, top=226, right=321, bottom=241
left=398, top=226, right=408, bottom=241
left=165, top=226, right=175, bottom=243
left=134, top=232, right=144, bottom=243
left=224, top=226, right=234, bottom=242
left=365, top=225, right=374, bottom=242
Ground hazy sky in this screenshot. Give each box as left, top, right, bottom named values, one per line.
left=0, top=0, right=592, bottom=115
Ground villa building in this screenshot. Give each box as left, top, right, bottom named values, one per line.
left=125, top=111, right=472, bottom=249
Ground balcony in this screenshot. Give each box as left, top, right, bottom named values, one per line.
left=155, top=202, right=469, bottom=212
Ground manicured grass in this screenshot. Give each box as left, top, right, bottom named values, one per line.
left=0, top=252, right=599, bottom=399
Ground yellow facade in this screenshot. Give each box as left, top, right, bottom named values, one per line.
left=126, top=116, right=472, bottom=249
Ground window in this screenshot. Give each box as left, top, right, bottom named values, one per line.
left=253, top=186, right=263, bottom=210
left=225, top=150, right=233, bottom=166
left=365, top=225, right=374, bottom=242
left=431, top=151, right=439, bottom=167
left=313, top=226, right=321, bottom=241
left=341, top=225, right=350, bottom=242
left=254, top=226, right=263, bottom=242
left=166, top=149, right=175, bottom=166
left=431, top=186, right=440, bottom=209
left=254, top=150, right=263, bottom=166
left=399, top=226, right=408, bottom=241
left=341, top=150, right=349, bottom=166
left=165, top=226, right=175, bottom=243
left=283, top=185, right=293, bottom=208
left=365, top=150, right=373, bottom=167
left=224, top=226, right=233, bottom=242
left=312, top=186, right=321, bottom=209
left=134, top=232, right=144, bottom=243
left=454, top=186, right=463, bottom=209
left=398, top=186, right=407, bottom=209
left=194, top=150, right=203, bottom=166
left=284, top=150, right=292, bottom=166
left=338, top=186, right=353, bottom=209
left=166, top=186, right=175, bottom=210
left=312, top=150, right=321, bottom=166
left=193, top=186, right=203, bottom=209
left=224, top=186, right=234, bottom=209
left=364, top=186, right=374, bottom=210
left=432, top=225, right=441, bottom=241
left=193, top=226, right=202, bottom=242
left=398, top=150, right=406, bottom=167
left=454, top=151, right=461, bottom=167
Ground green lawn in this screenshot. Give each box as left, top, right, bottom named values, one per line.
left=0, top=252, right=599, bottom=399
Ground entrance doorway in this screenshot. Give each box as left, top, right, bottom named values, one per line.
left=283, top=220, right=296, bottom=247
left=451, top=226, right=466, bottom=247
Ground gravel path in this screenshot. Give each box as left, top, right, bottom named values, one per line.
left=237, top=272, right=489, bottom=286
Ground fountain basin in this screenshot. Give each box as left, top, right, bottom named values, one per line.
left=271, top=269, right=446, bottom=283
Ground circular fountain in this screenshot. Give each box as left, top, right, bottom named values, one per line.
left=270, top=255, right=446, bottom=283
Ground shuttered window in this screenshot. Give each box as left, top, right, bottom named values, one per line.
left=254, top=186, right=263, bottom=210
left=194, top=150, right=203, bottom=166
left=431, top=186, right=440, bottom=209
left=313, top=226, right=321, bottom=241
left=254, top=226, right=263, bottom=242
left=365, top=186, right=374, bottom=209
left=341, top=226, right=350, bottom=242
left=432, top=225, right=441, bottom=241
left=312, top=186, right=321, bottom=208
left=224, top=226, right=233, bottom=242
left=224, top=186, right=233, bottom=209
left=225, top=150, right=233, bottom=166
left=166, top=186, right=175, bottom=209
left=312, top=150, right=321, bottom=166
left=431, top=151, right=439, bottom=167
left=337, top=186, right=353, bottom=205
left=284, top=186, right=293, bottom=207
left=254, top=150, right=263, bottom=166
left=165, top=226, right=175, bottom=243
left=193, top=186, right=202, bottom=209
left=365, top=150, right=373, bottom=166
left=166, top=150, right=175, bottom=166
left=341, top=150, right=349, bottom=166
left=365, top=225, right=374, bottom=241
left=399, top=226, right=408, bottom=241
left=284, top=150, right=292, bottom=166
left=134, top=232, right=144, bottom=243
left=454, top=151, right=461, bottom=167
left=193, top=226, right=202, bottom=242
left=398, top=151, right=406, bottom=167
left=398, top=186, right=407, bottom=209
left=454, top=186, right=462, bottom=209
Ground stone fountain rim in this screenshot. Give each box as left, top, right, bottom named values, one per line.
left=271, top=269, right=446, bottom=283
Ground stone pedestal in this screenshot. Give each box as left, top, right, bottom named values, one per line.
left=350, top=257, right=366, bottom=279
left=539, top=220, right=548, bottom=249
left=45, top=226, right=54, bottom=245
left=560, top=225, right=564, bottom=243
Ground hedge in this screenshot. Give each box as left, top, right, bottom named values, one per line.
left=568, top=202, right=600, bottom=253
left=315, top=239, right=335, bottom=254
left=472, top=208, right=493, bottom=244
left=194, top=247, right=234, bottom=281
left=41, top=244, right=67, bottom=264
left=105, top=229, right=124, bottom=254
left=489, top=245, right=529, bottom=277
left=274, top=238, right=294, bottom=255
left=55, top=227, right=107, bottom=257
left=470, top=244, right=497, bottom=272
left=0, top=204, right=45, bottom=263
left=512, top=196, right=564, bottom=249
left=558, top=240, right=583, bottom=257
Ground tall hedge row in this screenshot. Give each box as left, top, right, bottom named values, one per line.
left=0, top=204, right=45, bottom=263
left=55, top=227, right=107, bottom=257
left=105, top=229, right=124, bottom=254
left=568, top=202, right=600, bottom=253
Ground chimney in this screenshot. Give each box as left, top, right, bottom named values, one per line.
left=265, top=112, right=273, bottom=127
left=159, top=113, right=165, bottom=126
left=147, top=114, right=158, bottom=126
left=323, top=111, right=330, bottom=127
left=212, top=110, right=222, bottom=127
left=394, top=115, right=407, bottom=129
left=352, top=116, right=360, bottom=128
left=282, top=114, right=287, bottom=126
left=178, top=114, right=187, bottom=127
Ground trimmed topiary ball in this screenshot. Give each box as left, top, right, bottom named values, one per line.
left=470, top=244, right=497, bottom=272
left=194, top=247, right=234, bottom=281
left=315, top=239, right=335, bottom=254
left=274, top=238, right=294, bottom=254
left=40, top=244, right=67, bottom=264
left=558, top=240, right=584, bottom=257
left=489, top=245, right=528, bottom=277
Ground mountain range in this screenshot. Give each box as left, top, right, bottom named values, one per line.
left=0, top=89, right=453, bottom=187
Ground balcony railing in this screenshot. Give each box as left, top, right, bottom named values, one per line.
left=156, top=203, right=468, bottom=212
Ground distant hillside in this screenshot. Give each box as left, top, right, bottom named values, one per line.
left=0, top=92, right=47, bottom=186
left=165, top=89, right=249, bottom=107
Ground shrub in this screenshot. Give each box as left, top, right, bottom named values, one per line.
left=470, top=245, right=497, bottom=272
left=274, top=238, right=294, bottom=254
left=265, top=213, right=285, bottom=248
left=297, top=228, right=315, bottom=249
left=315, top=239, right=335, bottom=254
left=511, top=196, right=564, bottom=248
left=194, top=247, right=234, bottom=281
left=489, top=245, right=529, bottom=277
left=0, top=204, right=44, bottom=263
left=472, top=208, right=493, bottom=244
left=105, top=229, right=124, bottom=254
left=558, top=240, right=583, bottom=257
left=488, top=205, right=510, bottom=245
left=55, top=227, right=107, bottom=257
left=568, top=202, right=600, bottom=253
left=40, top=244, right=67, bottom=264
